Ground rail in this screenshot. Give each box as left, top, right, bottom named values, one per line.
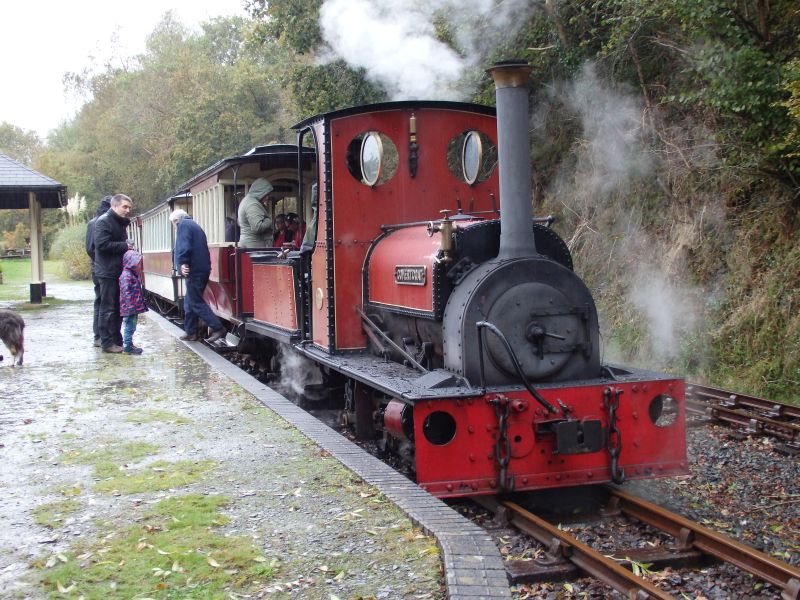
left=685, top=383, right=800, bottom=449
left=607, top=488, right=800, bottom=599
left=474, top=490, right=800, bottom=599
left=473, top=495, right=673, bottom=599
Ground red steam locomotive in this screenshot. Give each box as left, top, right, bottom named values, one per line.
left=134, top=61, right=688, bottom=498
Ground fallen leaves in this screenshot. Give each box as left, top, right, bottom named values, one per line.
left=44, top=553, right=69, bottom=568
left=335, top=508, right=365, bottom=522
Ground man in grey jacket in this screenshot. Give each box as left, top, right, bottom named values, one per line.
left=237, top=177, right=273, bottom=247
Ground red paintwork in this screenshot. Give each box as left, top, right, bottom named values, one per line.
left=383, top=400, right=411, bottom=440
left=312, top=107, right=499, bottom=350
left=310, top=122, right=331, bottom=349
left=236, top=251, right=257, bottom=315
left=368, top=225, right=441, bottom=312
left=205, top=246, right=235, bottom=320
left=413, top=379, right=688, bottom=498
left=252, top=263, right=298, bottom=330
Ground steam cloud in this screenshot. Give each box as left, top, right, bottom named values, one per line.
left=279, top=346, right=322, bottom=395
left=319, top=0, right=538, bottom=100
left=545, top=64, right=702, bottom=365
left=565, top=63, right=653, bottom=199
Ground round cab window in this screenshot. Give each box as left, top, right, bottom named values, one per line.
left=462, top=131, right=483, bottom=185
left=447, top=130, right=497, bottom=185
left=361, top=132, right=383, bottom=186
left=346, top=131, right=399, bottom=187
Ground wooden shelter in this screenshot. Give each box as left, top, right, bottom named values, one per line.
left=0, top=152, right=67, bottom=303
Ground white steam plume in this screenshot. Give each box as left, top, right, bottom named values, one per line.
left=279, top=347, right=322, bottom=396
left=629, top=263, right=699, bottom=362
left=557, top=63, right=654, bottom=203
left=319, top=0, right=539, bottom=100
left=544, top=63, right=702, bottom=365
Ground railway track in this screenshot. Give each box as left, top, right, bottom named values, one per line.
left=472, top=488, right=800, bottom=599
left=685, top=383, right=800, bottom=452
left=171, top=326, right=797, bottom=598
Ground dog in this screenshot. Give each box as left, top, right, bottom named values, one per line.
left=0, top=309, right=25, bottom=366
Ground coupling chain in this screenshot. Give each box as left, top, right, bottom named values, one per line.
left=604, top=387, right=626, bottom=484
left=489, top=395, right=512, bottom=493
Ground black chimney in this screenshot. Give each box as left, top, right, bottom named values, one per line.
left=487, top=60, right=536, bottom=260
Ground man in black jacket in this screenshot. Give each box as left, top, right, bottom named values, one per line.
left=85, top=195, right=112, bottom=347
left=94, top=194, right=134, bottom=353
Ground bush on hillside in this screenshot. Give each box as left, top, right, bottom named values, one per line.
left=50, top=224, right=91, bottom=280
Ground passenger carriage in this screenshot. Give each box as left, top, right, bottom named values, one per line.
left=134, top=144, right=316, bottom=329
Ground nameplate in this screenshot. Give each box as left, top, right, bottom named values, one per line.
left=395, top=265, right=426, bottom=286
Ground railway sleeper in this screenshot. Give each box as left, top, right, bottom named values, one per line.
left=505, top=545, right=710, bottom=585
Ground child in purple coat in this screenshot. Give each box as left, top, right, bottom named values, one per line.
left=119, top=250, right=148, bottom=354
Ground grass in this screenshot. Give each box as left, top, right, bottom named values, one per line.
left=0, top=258, right=87, bottom=307
left=60, top=440, right=161, bottom=471
left=32, top=499, right=82, bottom=529
left=124, top=409, right=190, bottom=425
left=36, top=494, right=277, bottom=599
left=56, top=439, right=215, bottom=495
left=92, top=460, right=216, bottom=495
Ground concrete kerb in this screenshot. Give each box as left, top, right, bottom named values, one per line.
left=149, top=311, right=512, bottom=600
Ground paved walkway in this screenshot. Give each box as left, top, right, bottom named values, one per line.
left=0, top=280, right=449, bottom=599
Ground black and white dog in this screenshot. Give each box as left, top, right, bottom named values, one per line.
left=0, top=309, right=25, bottom=366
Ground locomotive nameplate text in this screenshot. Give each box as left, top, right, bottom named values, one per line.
left=395, top=265, right=426, bottom=286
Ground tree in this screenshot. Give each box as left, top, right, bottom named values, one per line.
left=245, top=0, right=386, bottom=118
left=246, top=0, right=323, bottom=54
left=39, top=13, right=291, bottom=212
left=0, top=122, right=42, bottom=165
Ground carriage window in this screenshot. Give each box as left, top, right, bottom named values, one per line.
left=447, top=130, right=497, bottom=185
left=346, top=131, right=398, bottom=186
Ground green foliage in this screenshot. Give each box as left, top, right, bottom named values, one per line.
left=92, top=459, right=215, bottom=494
left=779, top=58, right=800, bottom=168
left=2, top=220, right=29, bottom=251
left=706, top=202, right=800, bottom=401
left=246, top=0, right=323, bottom=54
left=39, top=14, right=291, bottom=212
left=287, top=60, right=387, bottom=118
left=0, top=122, right=42, bottom=165
left=0, top=258, right=72, bottom=305
left=49, top=223, right=90, bottom=280
left=501, top=0, right=800, bottom=185
left=245, top=0, right=385, bottom=117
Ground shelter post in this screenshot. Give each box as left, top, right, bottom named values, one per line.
left=28, top=191, right=45, bottom=303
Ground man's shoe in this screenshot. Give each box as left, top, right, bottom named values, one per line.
left=102, top=344, right=124, bottom=353
left=206, top=328, right=226, bottom=343
left=179, top=333, right=198, bottom=341
left=93, top=338, right=101, bottom=347
left=123, top=345, right=143, bottom=355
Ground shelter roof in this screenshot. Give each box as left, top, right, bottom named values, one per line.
left=0, top=152, right=67, bottom=209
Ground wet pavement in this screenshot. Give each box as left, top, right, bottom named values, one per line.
left=0, top=279, right=444, bottom=599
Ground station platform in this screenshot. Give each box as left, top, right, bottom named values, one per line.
left=0, top=279, right=509, bottom=599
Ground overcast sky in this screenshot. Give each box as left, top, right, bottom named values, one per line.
left=0, top=0, right=247, bottom=140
